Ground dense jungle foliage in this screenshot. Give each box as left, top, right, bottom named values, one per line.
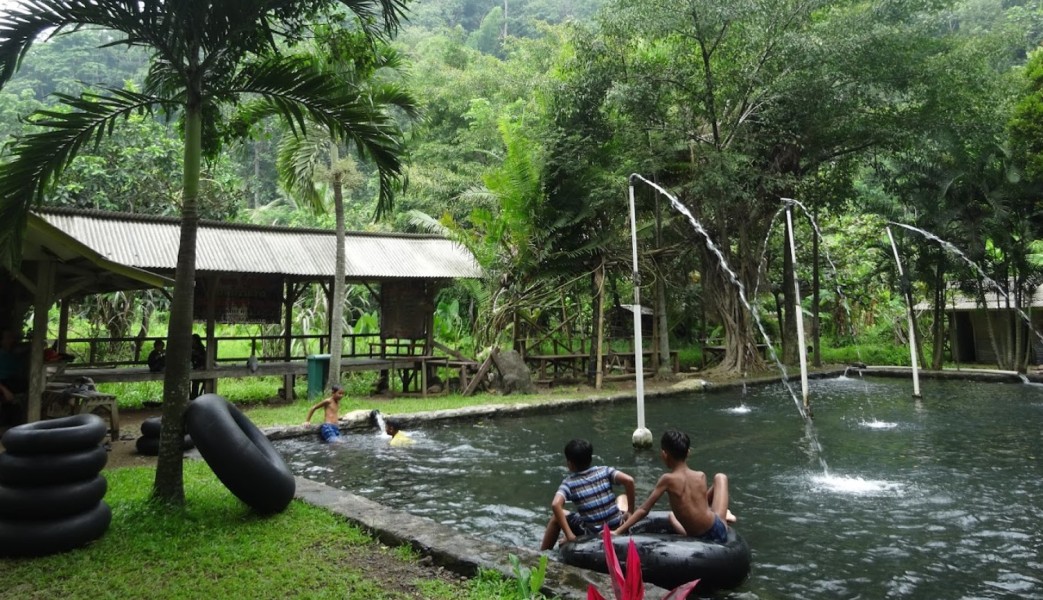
left=3, top=0, right=1043, bottom=374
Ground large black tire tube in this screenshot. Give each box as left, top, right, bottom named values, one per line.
left=135, top=434, right=193, bottom=456
left=559, top=512, right=751, bottom=591
left=0, top=445, right=108, bottom=486
left=0, top=475, right=107, bottom=519
left=0, top=414, right=108, bottom=455
left=185, top=394, right=295, bottom=514
left=140, top=416, right=163, bottom=438
left=0, top=501, right=111, bottom=557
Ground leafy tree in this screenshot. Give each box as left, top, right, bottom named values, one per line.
left=548, top=0, right=968, bottom=374
left=0, top=0, right=409, bottom=505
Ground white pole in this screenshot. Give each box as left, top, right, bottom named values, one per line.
left=785, top=206, right=811, bottom=410
left=886, top=226, right=922, bottom=398
left=628, top=177, right=652, bottom=448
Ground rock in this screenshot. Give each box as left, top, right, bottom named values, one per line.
left=492, top=349, right=535, bottom=395
left=671, top=378, right=708, bottom=392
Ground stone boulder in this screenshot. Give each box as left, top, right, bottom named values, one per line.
left=492, top=349, right=535, bottom=395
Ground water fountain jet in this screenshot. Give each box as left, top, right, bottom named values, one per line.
left=628, top=174, right=811, bottom=422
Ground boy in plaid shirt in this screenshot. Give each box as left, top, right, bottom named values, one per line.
left=539, top=438, right=635, bottom=550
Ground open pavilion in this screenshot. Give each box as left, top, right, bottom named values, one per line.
left=2, top=207, right=482, bottom=427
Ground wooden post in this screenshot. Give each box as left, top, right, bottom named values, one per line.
left=282, top=279, right=295, bottom=401
left=204, top=275, right=217, bottom=395
left=462, top=347, right=499, bottom=396
left=27, top=261, right=55, bottom=423
left=57, top=299, right=69, bottom=354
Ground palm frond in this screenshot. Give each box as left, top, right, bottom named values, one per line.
left=368, top=81, right=422, bottom=121
left=0, top=0, right=148, bottom=86
left=0, top=88, right=170, bottom=268
left=231, top=53, right=410, bottom=218
left=405, top=209, right=449, bottom=236
left=275, top=129, right=328, bottom=214
left=335, top=0, right=409, bottom=38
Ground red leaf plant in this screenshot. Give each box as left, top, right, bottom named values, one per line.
left=587, top=525, right=700, bottom=600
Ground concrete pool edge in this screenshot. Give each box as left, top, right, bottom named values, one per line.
left=267, top=368, right=852, bottom=442
left=294, top=476, right=671, bottom=599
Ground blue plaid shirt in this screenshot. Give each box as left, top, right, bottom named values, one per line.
left=557, top=466, right=623, bottom=528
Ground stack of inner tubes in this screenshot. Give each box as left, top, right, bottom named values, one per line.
left=0, top=414, right=112, bottom=557
left=135, top=416, right=194, bottom=456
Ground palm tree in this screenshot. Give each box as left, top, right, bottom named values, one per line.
left=0, top=0, right=409, bottom=504
left=267, top=32, right=418, bottom=390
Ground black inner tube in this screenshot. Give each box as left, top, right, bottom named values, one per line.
left=185, top=394, right=295, bottom=514
left=0, top=413, right=107, bottom=455
left=559, top=512, right=751, bottom=591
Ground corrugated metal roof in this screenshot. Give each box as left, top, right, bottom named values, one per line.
left=913, top=284, right=1043, bottom=311
left=35, top=208, right=482, bottom=280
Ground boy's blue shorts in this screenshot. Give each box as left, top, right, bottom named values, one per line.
left=319, top=423, right=341, bottom=442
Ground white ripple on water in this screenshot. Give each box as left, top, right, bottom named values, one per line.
left=811, top=474, right=904, bottom=495
left=860, top=419, right=899, bottom=430
left=725, top=405, right=753, bottom=414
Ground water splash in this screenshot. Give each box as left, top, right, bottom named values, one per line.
left=631, top=174, right=808, bottom=421
left=810, top=473, right=904, bottom=496
left=1017, top=374, right=1043, bottom=388
left=861, top=419, right=898, bottom=430
left=369, top=409, right=391, bottom=439
left=889, top=222, right=1043, bottom=347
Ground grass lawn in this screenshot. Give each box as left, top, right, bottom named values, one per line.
left=2, top=374, right=691, bottom=599
left=0, top=461, right=546, bottom=600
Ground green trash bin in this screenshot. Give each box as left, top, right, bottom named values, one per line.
left=306, top=354, right=331, bottom=400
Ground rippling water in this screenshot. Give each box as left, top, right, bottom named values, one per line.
left=276, top=377, right=1043, bottom=599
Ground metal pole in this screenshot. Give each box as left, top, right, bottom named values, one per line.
left=886, top=226, right=922, bottom=398
left=628, top=176, right=652, bottom=448
left=785, top=206, right=811, bottom=410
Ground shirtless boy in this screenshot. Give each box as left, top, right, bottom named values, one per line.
left=303, top=384, right=346, bottom=442
left=614, top=429, right=733, bottom=544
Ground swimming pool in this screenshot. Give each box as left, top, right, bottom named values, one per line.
left=276, top=376, right=1043, bottom=598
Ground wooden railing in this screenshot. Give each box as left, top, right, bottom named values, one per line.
left=60, top=333, right=382, bottom=368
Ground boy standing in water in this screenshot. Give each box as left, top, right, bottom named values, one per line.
left=614, top=429, right=734, bottom=543
left=540, top=438, right=636, bottom=550
left=303, top=384, right=346, bottom=443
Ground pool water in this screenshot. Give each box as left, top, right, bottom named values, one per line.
left=276, top=376, right=1043, bottom=599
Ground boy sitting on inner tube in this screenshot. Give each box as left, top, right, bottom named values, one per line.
left=303, top=384, right=346, bottom=442
left=539, top=438, right=636, bottom=550
left=614, top=429, right=736, bottom=543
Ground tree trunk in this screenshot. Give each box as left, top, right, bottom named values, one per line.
left=811, top=212, right=821, bottom=367
left=655, top=266, right=673, bottom=379
left=154, top=95, right=203, bottom=505
left=978, top=282, right=1006, bottom=370
left=931, top=261, right=946, bottom=370
left=327, top=142, right=345, bottom=389
left=704, top=259, right=764, bottom=373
